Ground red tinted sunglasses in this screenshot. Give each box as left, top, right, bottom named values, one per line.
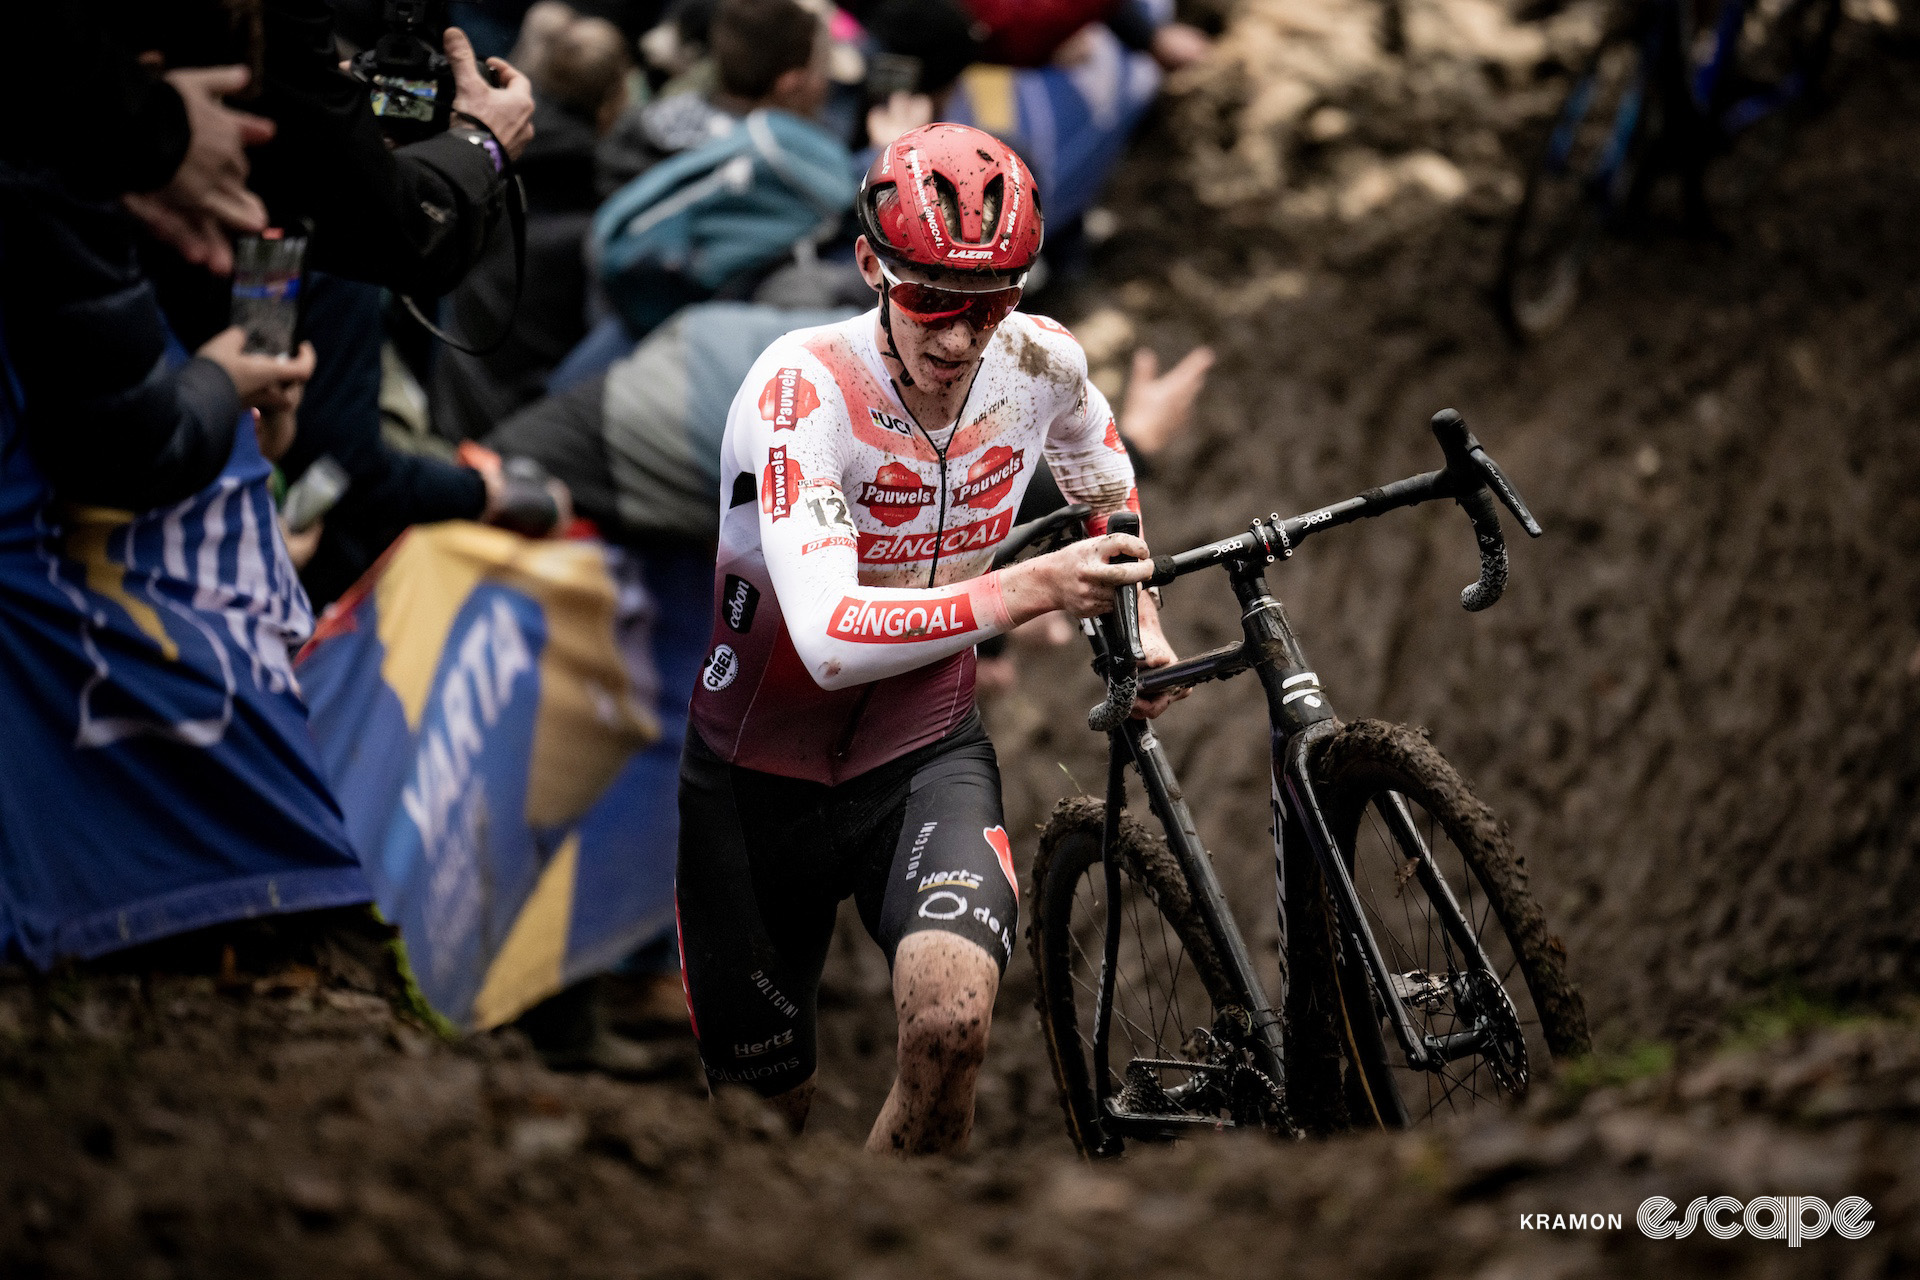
left=879, top=263, right=1025, bottom=331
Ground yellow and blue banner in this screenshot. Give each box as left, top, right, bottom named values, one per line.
left=296, top=523, right=687, bottom=1030
left=0, top=340, right=370, bottom=966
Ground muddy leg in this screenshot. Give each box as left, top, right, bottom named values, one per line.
left=865, top=931, right=999, bottom=1156
left=766, top=1076, right=816, bottom=1134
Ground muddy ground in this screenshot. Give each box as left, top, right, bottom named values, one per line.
left=7, top=5, right=1920, bottom=1276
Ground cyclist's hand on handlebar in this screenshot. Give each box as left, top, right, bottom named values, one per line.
left=1132, top=595, right=1187, bottom=720
left=999, top=533, right=1154, bottom=624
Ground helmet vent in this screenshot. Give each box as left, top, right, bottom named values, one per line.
left=930, top=173, right=964, bottom=242
left=867, top=183, right=902, bottom=248
left=980, top=175, right=1005, bottom=245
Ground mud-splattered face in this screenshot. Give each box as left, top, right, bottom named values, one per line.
left=856, top=237, right=1021, bottom=390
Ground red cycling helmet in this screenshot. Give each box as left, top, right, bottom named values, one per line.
left=857, top=123, right=1044, bottom=277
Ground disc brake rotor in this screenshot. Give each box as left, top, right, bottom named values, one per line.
left=1456, top=967, right=1529, bottom=1096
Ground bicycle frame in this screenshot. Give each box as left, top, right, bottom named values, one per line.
left=1086, top=556, right=1510, bottom=1136
left=998, top=409, right=1541, bottom=1139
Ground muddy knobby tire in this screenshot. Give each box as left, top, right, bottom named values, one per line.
left=1305, top=725, right=1589, bottom=1128
left=1029, top=796, right=1239, bottom=1156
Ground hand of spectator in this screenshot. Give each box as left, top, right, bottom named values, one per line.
left=122, top=66, right=275, bottom=276
left=867, top=93, right=934, bottom=148
left=198, top=328, right=317, bottom=413
left=546, top=476, right=575, bottom=531
left=1119, top=345, right=1214, bottom=455
left=282, top=516, right=323, bottom=569
left=491, top=472, right=573, bottom=535
left=468, top=447, right=509, bottom=515
left=446, top=27, right=535, bottom=160
left=1151, top=22, right=1214, bottom=70
left=253, top=406, right=299, bottom=463
left=471, top=448, right=573, bottom=536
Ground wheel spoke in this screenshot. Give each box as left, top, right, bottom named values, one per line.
left=1063, top=857, right=1219, bottom=1094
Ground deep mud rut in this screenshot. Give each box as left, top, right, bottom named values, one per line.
left=8, top=10, right=1920, bottom=1278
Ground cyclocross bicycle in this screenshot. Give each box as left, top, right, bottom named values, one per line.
left=1497, top=0, right=1842, bottom=338
left=1003, top=410, right=1591, bottom=1155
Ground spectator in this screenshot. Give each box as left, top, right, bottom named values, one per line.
left=0, top=7, right=276, bottom=276
left=509, top=0, right=587, bottom=87
left=485, top=299, right=862, bottom=544
left=541, top=0, right=843, bottom=397
left=598, top=0, right=830, bottom=196
left=246, top=6, right=535, bottom=297
left=970, top=0, right=1212, bottom=70
left=842, top=1, right=1210, bottom=91
left=0, top=159, right=360, bottom=972
left=0, top=0, right=550, bottom=971
left=0, top=2, right=328, bottom=512
left=433, top=10, right=636, bottom=446
left=0, top=159, right=314, bottom=512
left=111, top=3, right=567, bottom=606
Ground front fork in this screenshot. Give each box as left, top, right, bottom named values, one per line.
left=1235, top=564, right=1491, bottom=1093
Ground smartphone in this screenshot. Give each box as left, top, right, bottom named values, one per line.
left=230, top=226, right=310, bottom=357
left=281, top=456, right=349, bottom=534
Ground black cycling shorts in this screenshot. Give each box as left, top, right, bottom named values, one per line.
left=675, top=711, right=1017, bottom=1096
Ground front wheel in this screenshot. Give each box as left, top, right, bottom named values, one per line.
left=1291, top=720, right=1590, bottom=1128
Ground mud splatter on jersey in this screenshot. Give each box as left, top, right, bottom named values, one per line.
left=690, top=310, right=1136, bottom=783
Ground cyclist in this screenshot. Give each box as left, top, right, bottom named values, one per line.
left=676, top=123, right=1178, bottom=1154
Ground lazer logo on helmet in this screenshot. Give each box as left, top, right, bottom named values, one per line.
left=828, top=594, right=978, bottom=643
left=757, top=367, right=820, bottom=431
left=955, top=445, right=1023, bottom=510
left=856, top=461, right=935, bottom=527
left=947, top=248, right=995, bottom=260
left=859, top=508, right=1012, bottom=564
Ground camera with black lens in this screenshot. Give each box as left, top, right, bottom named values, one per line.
left=350, top=0, right=455, bottom=144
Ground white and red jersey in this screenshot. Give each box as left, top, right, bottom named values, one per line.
left=690, top=309, right=1138, bottom=783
